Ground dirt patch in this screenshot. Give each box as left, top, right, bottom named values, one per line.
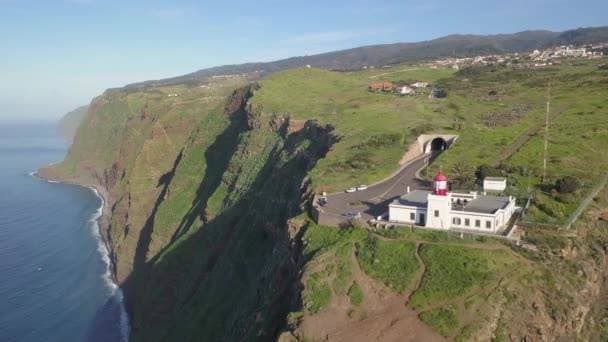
left=295, top=248, right=444, bottom=342
left=482, top=105, right=531, bottom=128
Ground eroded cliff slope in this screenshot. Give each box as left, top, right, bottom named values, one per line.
left=42, top=78, right=338, bottom=341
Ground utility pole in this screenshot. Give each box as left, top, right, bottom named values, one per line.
left=542, top=82, right=550, bottom=183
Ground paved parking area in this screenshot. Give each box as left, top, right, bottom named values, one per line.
left=320, top=152, right=440, bottom=221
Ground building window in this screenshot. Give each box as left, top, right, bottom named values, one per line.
left=475, top=219, right=480, bottom=227
left=410, top=212, right=415, bottom=221
left=464, top=218, right=470, bottom=226
left=486, top=221, right=491, bottom=229
left=453, top=217, right=461, bottom=225
left=434, top=210, right=439, bottom=217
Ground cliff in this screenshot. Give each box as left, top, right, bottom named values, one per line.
left=40, top=77, right=338, bottom=341
left=40, top=58, right=608, bottom=341
left=57, top=105, right=89, bottom=143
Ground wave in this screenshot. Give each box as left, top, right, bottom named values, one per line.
left=28, top=171, right=60, bottom=183
left=87, top=187, right=130, bottom=342
left=30, top=170, right=131, bottom=341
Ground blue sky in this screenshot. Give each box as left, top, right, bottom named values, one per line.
left=1, top=0, right=607, bottom=121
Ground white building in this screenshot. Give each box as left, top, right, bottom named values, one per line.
left=399, top=85, right=415, bottom=95
left=388, top=171, right=516, bottom=234
left=411, top=82, right=429, bottom=88
left=483, top=177, right=507, bottom=192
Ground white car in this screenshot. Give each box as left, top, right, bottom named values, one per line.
left=356, top=185, right=368, bottom=191
left=345, top=187, right=357, bottom=193
left=344, top=211, right=361, bottom=219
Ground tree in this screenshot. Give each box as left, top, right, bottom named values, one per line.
left=450, top=162, right=475, bottom=188
left=475, top=164, right=502, bottom=183
left=555, top=176, right=580, bottom=194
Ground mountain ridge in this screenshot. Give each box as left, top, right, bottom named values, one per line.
left=123, top=26, right=607, bottom=90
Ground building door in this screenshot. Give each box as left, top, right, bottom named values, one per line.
left=419, top=213, right=426, bottom=226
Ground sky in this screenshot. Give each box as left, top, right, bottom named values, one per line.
left=0, top=0, right=607, bottom=121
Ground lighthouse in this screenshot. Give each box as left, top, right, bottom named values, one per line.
left=433, top=170, right=448, bottom=196
left=426, top=170, right=451, bottom=229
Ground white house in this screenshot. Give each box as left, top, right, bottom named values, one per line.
left=411, top=82, right=429, bottom=88
left=399, top=85, right=415, bottom=95
left=388, top=171, right=516, bottom=234
left=483, top=177, right=507, bottom=192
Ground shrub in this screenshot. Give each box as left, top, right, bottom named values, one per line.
left=555, top=176, right=580, bottom=194
left=475, top=164, right=502, bottom=182
left=411, top=123, right=435, bottom=136
left=348, top=282, right=364, bottom=305
left=420, top=306, right=459, bottom=336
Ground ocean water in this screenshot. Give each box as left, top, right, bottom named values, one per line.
left=0, top=123, right=128, bottom=342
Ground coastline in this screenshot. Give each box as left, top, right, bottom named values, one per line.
left=32, top=165, right=130, bottom=341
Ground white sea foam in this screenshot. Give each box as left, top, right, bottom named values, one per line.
left=31, top=172, right=131, bottom=340
left=28, top=170, right=58, bottom=183
left=88, top=187, right=130, bottom=342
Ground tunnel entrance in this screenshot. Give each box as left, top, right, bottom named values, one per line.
left=430, top=137, right=447, bottom=151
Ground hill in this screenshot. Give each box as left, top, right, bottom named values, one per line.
left=40, top=55, right=608, bottom=341
left=57, top=105, right=89, bottom=143
left=124, top=26, right=608, bottom=90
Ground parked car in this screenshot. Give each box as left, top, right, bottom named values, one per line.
left=343, top=211, right=361, bottom=219
left=356, top=184, right=368, bottom=191
left=345, top=187, right=357, bottom=193
left=318, top=196, right=328, bottom=206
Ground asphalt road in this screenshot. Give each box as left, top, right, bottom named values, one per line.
left=321, top=152, right=440, bottom=221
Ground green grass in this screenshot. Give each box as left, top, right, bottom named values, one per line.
left=419, top=305, right=459, bottom=337
left=300, top=224, right=369, bottom=313
left=303, top=223, right=367, bottom=258
left=410, top=245, right=517, bottom=310
left=252, top=59, right=608, bottom=224
left=305, top=272, right=333, bottom=314
left=348, top=282, right=364, bottom=306
left=251, top=67, right=459, bottom=191
left=356, top=236, right=420, bottom=293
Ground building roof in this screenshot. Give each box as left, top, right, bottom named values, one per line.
left=484, top=177, right=506, bottom=182
left=393, top=190, right=430, bottom=208
left=455, top=195, right=511, bottom=214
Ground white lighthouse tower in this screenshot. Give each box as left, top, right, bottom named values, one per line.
left=426, top=171, right=451, bottom=229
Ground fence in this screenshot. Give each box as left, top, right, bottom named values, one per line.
left=563, top=173, right=608, bottom=230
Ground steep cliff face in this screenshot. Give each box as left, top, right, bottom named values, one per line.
left=42, top=80, right=338, bottom=341
left=57, top=105, right=89, bottom=143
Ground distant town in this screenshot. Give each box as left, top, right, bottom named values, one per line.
left=424, top=42, right=608, bottom=70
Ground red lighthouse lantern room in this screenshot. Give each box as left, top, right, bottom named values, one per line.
left=433, top=170, right=448, bottom=196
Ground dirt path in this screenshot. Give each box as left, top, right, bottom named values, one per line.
left=297, top=246, right=444, bottom=342
left=406, top=242, right=426, bottom=304
left=372, top=232, right=509, bottom=251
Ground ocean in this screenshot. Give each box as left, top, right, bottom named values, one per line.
left=0, top=122, right=128, bottom=342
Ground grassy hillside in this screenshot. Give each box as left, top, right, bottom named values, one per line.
left=291, top=210, right=608, bottom=341
left=251, top=66, right=455, bottom=191
left=43, top=55, right=608, bottom=341
left=252, top=58, right=608, bottom=224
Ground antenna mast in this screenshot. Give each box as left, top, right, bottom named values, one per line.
left=542, top=82, right=550, bottom=183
